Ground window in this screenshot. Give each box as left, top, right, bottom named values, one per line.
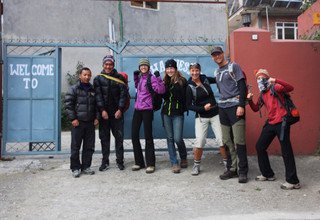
left=131, top=1, right=158, bottom=10
left=275, top=22, right=298, bottom=40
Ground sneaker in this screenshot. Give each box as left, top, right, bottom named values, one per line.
left=191, top=164, right=200, bottom=176
left=82, top=168, right=95, bottom=175
left=72, top=169, right=81, bottom=178
left=117, top=163, right=125, bottom=171
left=172, top=165, right=181, bottom=174
left=280, top=181, right=301, bottom=190
left=146, top=166, right=155, bottom=174
left=132, top=165, right=141, bottom=171
left=99, top=163, right=109, bottom=172
left=180, top=159, right=188, bottom=168
left=238, top=174, right=248, bottom=183
left=255, top=174, right=276, bottom=181
left=219, top=170, right=238, bottom=180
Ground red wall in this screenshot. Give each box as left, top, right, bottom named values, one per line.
left=230, top=27, right=320, bottom=155
left=298, top=0, right=320, bottom=38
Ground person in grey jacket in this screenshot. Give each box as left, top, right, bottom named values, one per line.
left=65, top=67, right=98, bottom=178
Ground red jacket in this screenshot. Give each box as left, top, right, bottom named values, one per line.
left=248, top=79, right=294, bottom=125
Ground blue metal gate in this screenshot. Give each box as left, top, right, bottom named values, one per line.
left=1, top=41, right=224, bottom=155
left=2, top=44, right=61, bottom=155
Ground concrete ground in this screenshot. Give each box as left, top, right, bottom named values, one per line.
left=1, top=150, right=320, bottom=220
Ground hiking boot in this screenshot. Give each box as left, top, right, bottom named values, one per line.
left=172, top=165, right=181, bottom=174
left=132, top=165, right=142, bottom=171
left=72, top=169, right=81, bottom=178
left=117, top=163, right=125, bottom=171
left=191, top=164, right=200, bottom=176
left=238, top=174, right=248, bottom=183
left=280, top=182, right=301, bottom=190
left=99, top=163, right=109, bottom=172
left=180, top=159, right=188, bottom=168
left=219, top=170, right=238, bottom=180
left=255, top=175, right=276, bottom=181
left=146, top=166, right=155, bottom=174
left=82, top=168, right=95, bottom=175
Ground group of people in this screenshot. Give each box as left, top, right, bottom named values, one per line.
left=65, top=46, right=300, bottom=190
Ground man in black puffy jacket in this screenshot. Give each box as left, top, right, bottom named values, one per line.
left=94, top=55, right=128, bottom=171
left=65, top=67, right=98, bottom=178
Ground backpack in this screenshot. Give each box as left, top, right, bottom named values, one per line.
left=215, top=62, right=251, bottom=102
left=269, top=85, right=300, bottom=126
left=99, top=72, right=130, bottom=112
left=118, top=72, right=131, bottom=112
left=146, top=74, right=163, bottom=111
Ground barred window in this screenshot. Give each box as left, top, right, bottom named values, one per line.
left=275, top=22, right=298, bottom=40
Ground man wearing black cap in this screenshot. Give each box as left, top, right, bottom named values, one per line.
left=94, top=55, right=128, bottom=171
left=211, top=46, right=249, bottom=183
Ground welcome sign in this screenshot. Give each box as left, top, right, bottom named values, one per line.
left=5, top=56, right=57, bottom=143
left=7, top=57, right=55, bottom=99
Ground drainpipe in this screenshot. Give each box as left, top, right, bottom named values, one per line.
left=266, top=5, right=269, bottom=31
left=118, top=0, right=124, bottom=42
left=108, top=17, right=115, bottom=55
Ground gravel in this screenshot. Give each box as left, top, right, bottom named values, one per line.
left=1, top=153, right=320, bottom=220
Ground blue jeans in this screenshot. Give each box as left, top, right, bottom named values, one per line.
left=163, top=114, right=187, bottom=165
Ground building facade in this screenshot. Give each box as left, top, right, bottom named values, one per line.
left=228, top=0, right=303, bottom=39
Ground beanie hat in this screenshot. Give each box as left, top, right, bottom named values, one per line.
left=139, top=58, right=150, bottom=67
left=102, top=55, right=115, bottom=64
left=165, top=59, right=177, bottom=69
left=255, top=69, right=270, bottom=79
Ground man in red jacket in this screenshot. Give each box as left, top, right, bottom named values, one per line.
left=247, top=69, right=300, bottom=190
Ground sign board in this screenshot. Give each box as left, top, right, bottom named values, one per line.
left=313, top=12, right=320, bottom=25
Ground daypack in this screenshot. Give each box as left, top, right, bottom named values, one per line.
left=269, top=85, right=300, bottom=126
left=99, top=72, right=131, bottom=112
left=118, top=72, right=131, bottom=112
left=146, top=74, right=162, bottom=111
left=214, top=62, right=251, bottom=102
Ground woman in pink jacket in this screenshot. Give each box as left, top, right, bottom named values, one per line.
left=131, top=58, right=166, bottom=174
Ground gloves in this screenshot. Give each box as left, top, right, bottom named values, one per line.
left=134, top=70, right=140, bottom=76
left=154, top=71, right=160, bottom=77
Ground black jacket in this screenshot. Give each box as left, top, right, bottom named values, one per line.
left=186, top=75, right=219, bottom=118
left=93, top=69, right=127, bottom=116
left=65, top=81, right=96, bottom=122
left=161, top=78, right=187, bottom=116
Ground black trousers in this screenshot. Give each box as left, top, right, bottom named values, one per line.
left=99, top=117, right=124, bottom=165
left=70, top=121, right=95, bottom=171
left=256, top=122, right=299, bottom=184
left=131, top=110, right=155, bottom=167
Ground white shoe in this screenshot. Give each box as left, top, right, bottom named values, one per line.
left=281, top=181, right=301, bottom=190
left=255, top=174, right=276, bottom=181
left=191, top=164, right=200, bottom=176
